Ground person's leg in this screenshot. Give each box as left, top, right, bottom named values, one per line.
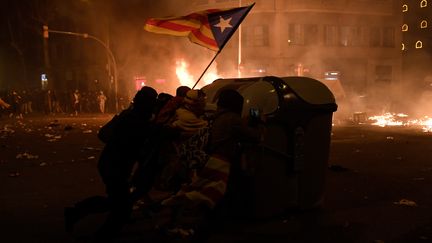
left=94, top=179, right=132, bottom=238
left=64, top=195, right=110, bottom=233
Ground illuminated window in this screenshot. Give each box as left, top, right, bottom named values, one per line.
left=402, top=4, right=408, bottom=12
left=401, top=43, right=405, bottom=51
left=402, top=24, right=408, bottom=31
left=421, top=20, right=428, bottom=28
left=421, top=0, right=427, bottom=8
left=416, top=40, right=423, bottom=49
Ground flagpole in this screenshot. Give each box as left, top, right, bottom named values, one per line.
left=238, top=0, right=242, bottom=78
left=192, top=50, right=221, bottom=89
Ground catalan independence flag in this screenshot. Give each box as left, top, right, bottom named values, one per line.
left=144, top=3, right=255, bottom=52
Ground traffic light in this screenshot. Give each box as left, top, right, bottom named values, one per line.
left=43, top=25, right=49, bottom=38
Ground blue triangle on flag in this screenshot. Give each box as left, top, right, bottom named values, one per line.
left=208, top=6, right=250, bottom=49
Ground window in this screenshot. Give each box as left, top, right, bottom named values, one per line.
left=287, top=24, right=318, bottom=45
left=421, top=20, right=428, bottom=28
left=304, top=24, right=318, bottom=45
left=402, top=4, right=408, bottom=12
left=288, top=23, right=303, bottom=45
left=244, top=25, right=269, bottom=47
left=324, top=25, right=339, bottom=46
left=382, top=27, right=395, bottom=47
left=340, top=26, right=363, bottom=46
left=402, top=24, right=408, bottom=31
left=375, top=65, right=392, bottom=83
left=421, top=0, right=427, bottom=8
left=369, top=27, right=381, bottom=47
left=416, top=40, right=423, bottom=48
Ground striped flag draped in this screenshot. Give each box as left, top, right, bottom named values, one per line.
left=144, top=4, right=254, bottom=51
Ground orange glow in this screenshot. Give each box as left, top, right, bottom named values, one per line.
left=368, top=113, right=432, bottom=133
left=175, top=59, right=220, bottom=89
left=175, top=59, right=194, bottom=88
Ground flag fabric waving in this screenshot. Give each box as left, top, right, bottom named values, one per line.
left=144, top=3, right=255, bottom=52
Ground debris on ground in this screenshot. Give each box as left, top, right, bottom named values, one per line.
left=393, top=199, right=417, bottom=207
left=48, top=120, right=60, bottom=127
left=328, top=164, right=349, bottom=172
left=82, top=146, right=101, bottom=151
left=8, top=172, right=20, bottom=177
left=16, top=152, right=39, bottom=159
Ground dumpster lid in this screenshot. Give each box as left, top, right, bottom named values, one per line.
left=279, top=76, right=336, bottom=105
left=202, top=77, right=279, bottom=117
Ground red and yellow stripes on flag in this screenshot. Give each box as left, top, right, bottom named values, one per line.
left=161, top=156, right=230, bottom=209
left=144, top=10, right=219, bottom=51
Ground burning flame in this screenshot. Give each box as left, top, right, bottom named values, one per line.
left=368, top=112, right=432, bottom=133
left=175, top=59, right=219, bottom=89
left=175, top=59, right=194, bottom=88
left=368, top=113, right=406, bottom=127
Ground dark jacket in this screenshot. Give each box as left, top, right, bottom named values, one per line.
left=98, top=108, right=156, bottom=182
left=209, top=110, right=261, bottom=162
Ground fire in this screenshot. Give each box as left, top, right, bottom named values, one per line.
left=368, top=113, right=432, bottom=133
left=175, top=59, right=194, bottom=88
left=368, top=113, right=406, bottom=127
left=175, top=59, right=219, bottom=89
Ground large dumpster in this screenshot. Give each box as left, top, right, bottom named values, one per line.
left=202, top=76, right=338, bottom=218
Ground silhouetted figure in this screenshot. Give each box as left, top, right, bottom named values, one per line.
left=158, top=89, right=262, bottom=239
left=155, top=86, right=190, bottom=124
left=64, top=86, right=158, bottom=239
left=128, top=86, right=191, bottom=195
left=72, top=89, right=80, bottom=116
left=97, top=90, right=107, bottom=113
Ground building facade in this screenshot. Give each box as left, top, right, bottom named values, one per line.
left=402, top=0, right=432, bottom=90
left=192, top=0, right=402, bottom=97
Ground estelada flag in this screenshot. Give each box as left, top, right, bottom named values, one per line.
left=144, top=3, right=255, bottom=52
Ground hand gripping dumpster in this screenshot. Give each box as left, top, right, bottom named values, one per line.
left=202, top=76, right=338, bottom=218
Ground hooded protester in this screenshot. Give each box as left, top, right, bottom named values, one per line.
left=155, top=86, right=190, bottom=125
left=170, top=89, right=208, bottom=134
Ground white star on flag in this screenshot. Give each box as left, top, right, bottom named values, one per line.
left=214, top=16, right=233, bottom=33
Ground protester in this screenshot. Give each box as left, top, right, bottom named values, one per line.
left=72, top=89, right=80, bottom=116
left=64, top=86, right=159, bottom=239
left=9, top=91, right=22, bottom=118
left=154, top=86, right=190, bottom=124
left=97, top=90, right=107, bottom=113
left=158, top=89, right=262, bottom=239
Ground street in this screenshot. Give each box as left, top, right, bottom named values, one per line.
left=1, top=114, right=431, bottom=243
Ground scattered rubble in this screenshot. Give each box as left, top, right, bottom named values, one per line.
left=16, top=152, right=39, bottom=159
left=393, top=199, right=417, bottom=207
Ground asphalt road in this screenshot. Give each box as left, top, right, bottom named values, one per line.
left=0, top=114, right=431, bottom=243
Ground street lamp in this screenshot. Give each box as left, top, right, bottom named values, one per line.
left=43, top=25, right=119, bottom=112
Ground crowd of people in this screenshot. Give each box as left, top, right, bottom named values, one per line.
left=0, top=89, right=117, bottom=118
left=64, top=85, right=264, bottom=241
